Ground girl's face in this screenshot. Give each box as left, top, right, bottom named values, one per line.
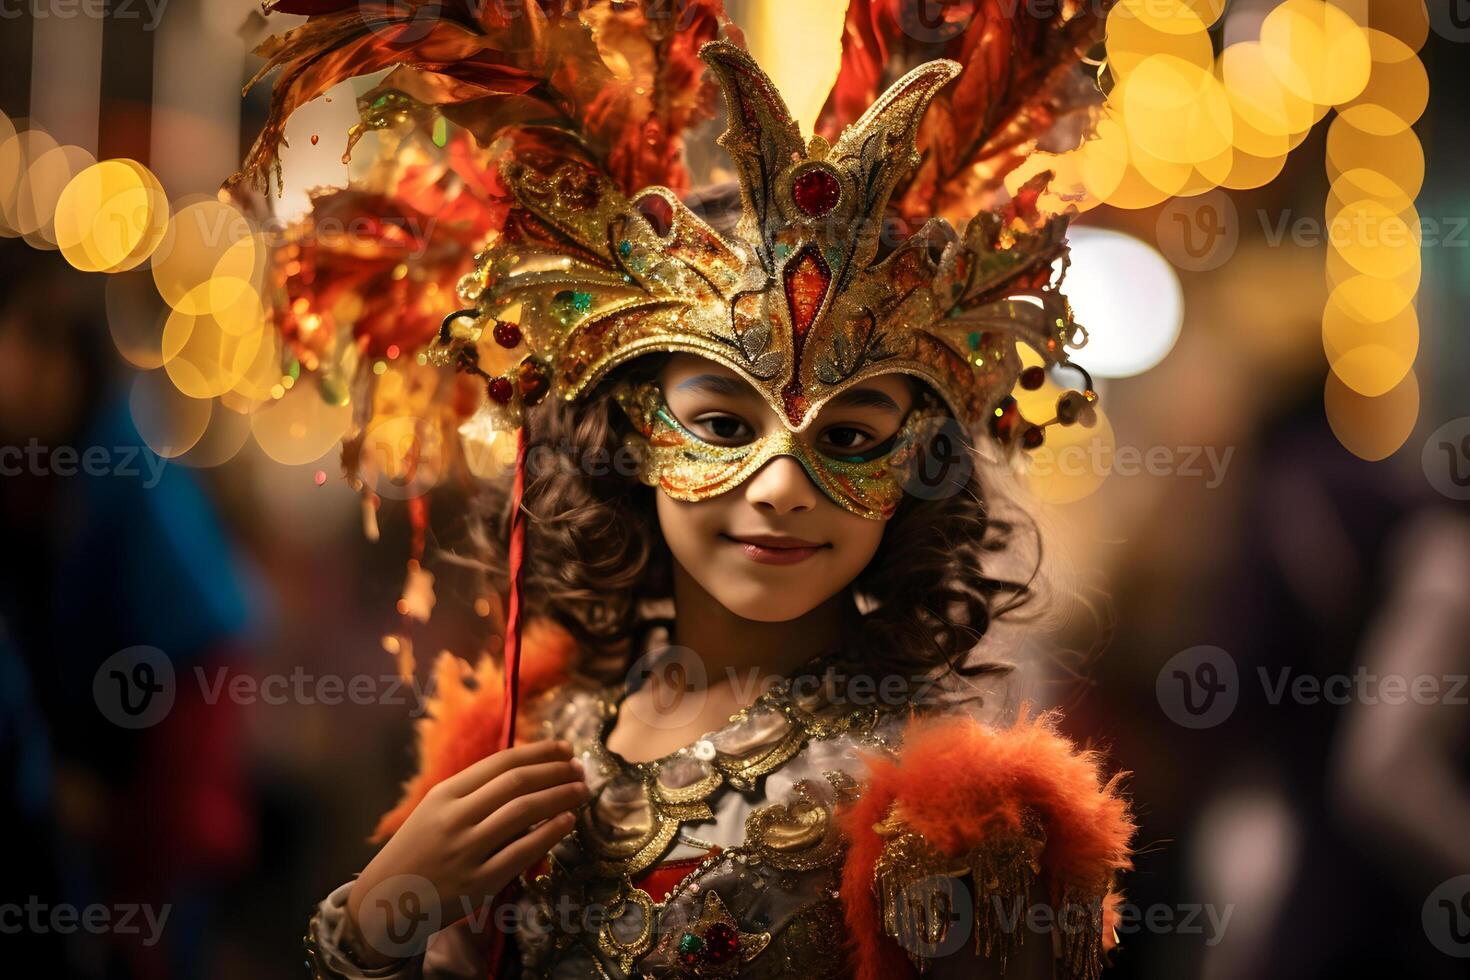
left=652, top=353, right=915, bottom=622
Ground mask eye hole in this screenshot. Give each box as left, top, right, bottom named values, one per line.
left=688, top=413, right=755, bottom=446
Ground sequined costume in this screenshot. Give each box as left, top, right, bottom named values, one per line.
left=303, top=623, right=1133, bottom=979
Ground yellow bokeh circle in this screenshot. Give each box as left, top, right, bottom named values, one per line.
left=1324, top=368, right=1419, bottom=462
left=152, top=198, right=256, bottom=314
left=162, top=306, right=267, bottom=400
left=1323, top=300, right=1418, bottom=398
left=1260, top=0, right=1372, bottom=107
left=130, top=369, right=212, bottom=459
left=55, top=159, right=170, bottom=273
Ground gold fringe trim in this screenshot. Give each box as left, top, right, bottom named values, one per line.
left=872, top=808, right=1109, bottom=978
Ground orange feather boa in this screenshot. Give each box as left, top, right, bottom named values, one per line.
left=839, top=711, right=1135, bottom=980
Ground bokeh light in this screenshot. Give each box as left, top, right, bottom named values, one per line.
left=55, top=159, right=170, bottom=273
left=1064, top=228, right=1184, bottom=378
left=1323, top=368, right=1419, bottom=462
left=130, top=367, right=213, bottom=458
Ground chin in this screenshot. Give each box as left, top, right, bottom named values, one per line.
left=708, top=581, right=825, bottom=623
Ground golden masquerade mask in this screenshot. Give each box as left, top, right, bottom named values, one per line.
left=437, top=41, right=1092, bottom=447
left=612, top=378, right=948, bottom=521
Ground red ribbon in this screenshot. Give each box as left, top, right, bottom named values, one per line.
left=486, top=424, right=529, bottom=978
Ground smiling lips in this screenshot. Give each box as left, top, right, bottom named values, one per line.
left=723, top=533, right=829, bottom=565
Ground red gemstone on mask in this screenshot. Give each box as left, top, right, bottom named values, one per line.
left=792, top=168, right=840, bottom=216
left=702, top=923, right=740, bottom=964
left=783, top=247, right=831, bottom=337
left=636, top=194, right=674, bottom=237
left=488, top=377, right=514, bottom=404
left=492, top=320, right=522, bottom=348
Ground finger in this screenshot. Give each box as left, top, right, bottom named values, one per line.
left=438, top=739, right=573, bottom=798
left=461, top=759, right=585, bottom=821
left=475, top=781, right=590, bottom=853
left=480, top=811, right=577, bottom=891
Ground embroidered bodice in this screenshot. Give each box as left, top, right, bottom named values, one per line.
left=514, top=662, right=910, bottom=978
left=302, top=627, right=1134, bottom=980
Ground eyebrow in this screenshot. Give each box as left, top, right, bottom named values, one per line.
left=827, top=386, right=902, bottom=413
left=674, top=374, right=758, bottom=399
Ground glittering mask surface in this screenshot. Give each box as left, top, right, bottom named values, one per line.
left=440, top=41, right=1086, bottom=437
left=613, top=380, right=945, bottom=520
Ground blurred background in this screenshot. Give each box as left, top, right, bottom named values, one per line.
left=1, top=0, right=1467, bottom=977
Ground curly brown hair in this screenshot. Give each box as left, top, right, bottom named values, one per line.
left=469, top=351, right=1041, bottom=685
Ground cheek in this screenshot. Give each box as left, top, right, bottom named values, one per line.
left=655, top=491, right=725, bottom=564
left=828, top=511, right=886, bottom=576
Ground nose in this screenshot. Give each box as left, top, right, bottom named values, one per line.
left=743, top=454, right=819, bottom=516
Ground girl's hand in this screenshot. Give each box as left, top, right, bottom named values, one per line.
left=345, top=739, right=588, bottom=967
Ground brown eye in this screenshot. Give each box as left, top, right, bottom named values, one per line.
left=819, top=426, right=874, bottom=453
left=693, top=414, right=754, bottom=445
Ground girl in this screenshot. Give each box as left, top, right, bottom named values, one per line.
left=240, top=3, right=1135, bottom=977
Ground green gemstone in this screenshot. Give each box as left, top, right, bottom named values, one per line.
left=431, top=116, right=448, bottom=148
left=618, top=239, right=633, bottom=257
left=967, top=331, right=981, bottom=351
left=678, top=933, right=703, bottom=955
left=550, top=290, right=594, bottom=326
left=774, top=243, right=791, bottom=260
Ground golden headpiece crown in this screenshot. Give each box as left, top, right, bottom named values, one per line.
left=439, top=41, right=1088, bottom=437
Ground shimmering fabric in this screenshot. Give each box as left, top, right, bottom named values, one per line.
left=511, top=660, right=917, bottom=979
left=612, top=379, right=947, bottom=520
